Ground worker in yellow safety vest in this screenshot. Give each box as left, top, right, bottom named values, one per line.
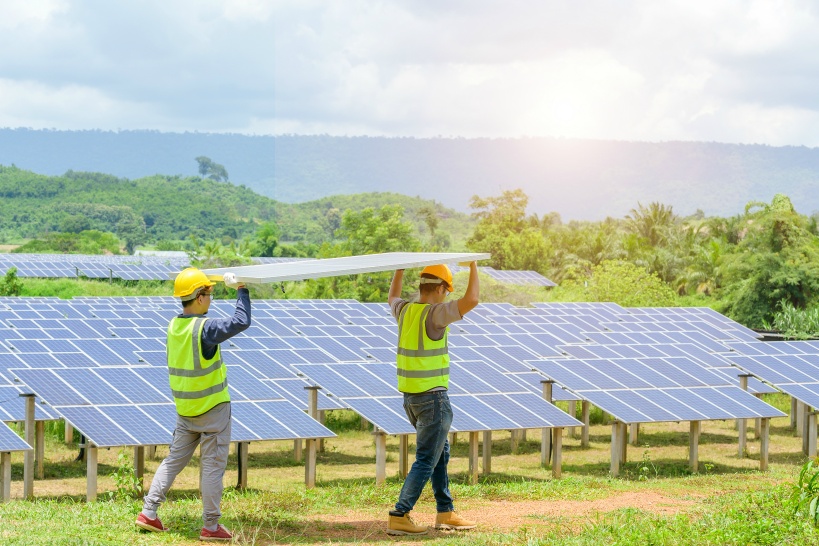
left=385, top=262, right=480, bottom=536
left=136, top=268, right=249, bottom=542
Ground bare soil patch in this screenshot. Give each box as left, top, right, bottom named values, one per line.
left=305, top=491, right=698, bottom=543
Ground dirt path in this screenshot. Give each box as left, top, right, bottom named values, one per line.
left=292, top=491, right=698, bottom=544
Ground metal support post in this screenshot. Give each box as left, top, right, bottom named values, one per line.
left=629, top=423, right=639, bottom=446
left=374, top=431, right=387, bottom=485
left=0, top=452, right=10, bottom=502
left=760, top=418, right=770, bottom=471
left=468, top=431, right=479, bottom=484
left=134, top=446, right=145, bottom=493
left=237, top=442, right=249, bottom=489
left=21, top=394, right=35, bottom=500
left=552, top=427, right=563, bottom=478
left=738, top=374, right=751, bottom=458
left=482, top=430, right=492, bottom=475
left=65, top=421, right=73, bottom=445
left=581, top=401, right=590, bottom=448
left=610, top=421, right=621, bottom=477
left=398, top=435, right=409, bottom=479
left=35, top=421, right=44, bottom=480
left=541, top=380, right=554, bottom=466
left=620, top=422, right=628, bottom=463
left=305, top=386, right=320, bottom=488
left=87, top=446, right=98, bottom=502
left=689, top=421, right=701, bottom=473
left=567, top=400, right=577, bottom=438
left=809, top=412, right=818, bottom=458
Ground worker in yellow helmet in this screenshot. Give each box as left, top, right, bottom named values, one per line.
left=136, top=267, right=249, bottom=542
left=385, top=262, right=480, bottom=536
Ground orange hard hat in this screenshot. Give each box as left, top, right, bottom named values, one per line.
left=420, top=264, right=453, bottom=292
left=173, top=267, right=216, bottom=300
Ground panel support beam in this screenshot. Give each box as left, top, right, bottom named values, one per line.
left=581, top=401, right=590, bottom=448
left=134, top=446, right=145, bottom=493
left=808, top=412, right=818, bottom=459
left=540, top=380, right=554, bottom=467
left=21, top=394, right=35, bottom=500
left=35, top=421, right=44, bottom=480
left=482, top=431, right=491, bottom=475
left=398, top=435, right=409, bottom=479
left=374, top=431, right=387, bottom=485
left=305, top=386, right=320, bottom=488
left=689, top=420, right=700, bottom=473
left=468, top=431, right=479, bottom=484
left=567, top=401, right=577, bottom=438
left=0, top=452, right=10, bottom=502
left=237, top=442, right=249, bottom=490
left=65, top=421, right=73, bottom=445
left=759, top=418, right=770, bottom=472
left=629, top=423, right=640, bottom=446
left=552, top=427, right=563, bottom=479
left=610, top=421, right=621, bottom=477
left=620, top=422, right=628, bottom=463
left=86, top=446, right=98, bottom=502
left=738, top=374, right=751, bottom=458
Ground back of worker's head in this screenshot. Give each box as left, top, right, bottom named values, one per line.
left=173, top=268, right=215, bottom=308
left=418, top=264, right=453, bottom=295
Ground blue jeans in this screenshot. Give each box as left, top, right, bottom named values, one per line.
left=395, top=391, right=454, bottom=514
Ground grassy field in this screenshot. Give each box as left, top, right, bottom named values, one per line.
left=1, top=395, right=818, bottom=545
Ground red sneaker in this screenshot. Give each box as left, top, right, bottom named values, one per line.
left=199, top=524, right=233, bottom=541
left=135, top=512, right=168, bottom=532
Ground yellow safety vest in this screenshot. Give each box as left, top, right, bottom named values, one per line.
left=166, top=316, right=230, bottom=417
left=396, top=303, right=449, bottom=393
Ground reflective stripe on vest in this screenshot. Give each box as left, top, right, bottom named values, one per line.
left=167, top=316, right=230, bottom=417
left=396, top=303, right=449, bottom=393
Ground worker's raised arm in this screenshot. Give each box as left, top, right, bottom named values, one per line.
left=388, top=269, right=404, bottom=306
left=457, top=262, right=479, bottom=316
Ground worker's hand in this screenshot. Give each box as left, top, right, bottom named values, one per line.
left=223, top=272, right=242, bottom=289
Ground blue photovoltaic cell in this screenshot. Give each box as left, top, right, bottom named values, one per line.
left=6, top=339, right=49, bottom=353
left=230, top=401, right=293, bottom=440
left=59, top=368, right=131, bottom=405
left=102, top=406, right=173, bottom=445
left=135, top=351, right=167, bottom=366
left=452, top=396, right=518, bottom=430
left=294, top=365, right=368, bottom=398
left=612, top=390, right=680, bottom=422
left=639, top=390, right=709, bottom=421
left=0, top=386, right=58, bottom=421
left=93, top=367, right=171, bottom=403
left=449, top=406, right=489, bottom=432
left=227, top=366, right=284, bottom=401
left=310, top=338, right=366, bottom=361
left=253, top=401, right=336, bottom=438
left=584, top=391, right=652, bottom=422
left=229, top=351, right=297, bottom=379
left=227, top=337, right=267, bottom=350
left=452, top=361, right=529, bottom=393
left=58, top=406, right=137, bottom=447
left=777, top=384, right=819, bottom=409
left=331, top=364, right=397, bottom=396
left=465, top=346, right=533, bottom=373
left=363, top=347, right=396, bottom=361
left=16, top=353, right=64, bottom=368
left=0, top=423, right=32, bottom=452
left=670, top=389, right=734, bottom=420
left=341, top=398, right=413, bottom=435
left=484, top=393, right=581, bottom=428
left=54, top=353, right=99, bottom=368
left=12, top=368, right=87, bottom=406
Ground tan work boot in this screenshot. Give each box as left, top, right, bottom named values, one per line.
left=435, top=511, right=477, bottom=530
left=387, top=511, right=428, bottom=535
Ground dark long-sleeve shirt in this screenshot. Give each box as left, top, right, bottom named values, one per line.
left=176, top=288, right=251, bottom=359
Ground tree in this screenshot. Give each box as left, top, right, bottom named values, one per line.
left=625, top=202, right=676, bottom=247
left=336, top=204, right=420, bottom=255
left=195, top=156, right=229, bottom=182
left=467, top=189, right=550, bottom=271
left=253, top=222, right=281, bottom=257
left=556, top=260, right=677, bottom=307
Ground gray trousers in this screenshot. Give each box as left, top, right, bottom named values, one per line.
left=143, top=402, right=231, bottom=527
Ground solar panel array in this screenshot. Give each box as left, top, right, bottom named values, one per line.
left=450, top=265, right=557, bottom=287
left=726, top=341, right=819, bottom=409
left=0, top=292, right=793, bottom=450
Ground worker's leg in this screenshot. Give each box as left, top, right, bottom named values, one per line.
left=142, top=417, right=200, bottom=516
left=430, top=395, right=454, bottom=513
left=199, top=403, right=232, bottom=529
left=395, top=392, right=450, bottom=514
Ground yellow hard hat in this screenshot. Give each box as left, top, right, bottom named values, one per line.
left=173, top=267, right=216, bottom=300
left=420, top=264, right=453, bottom=292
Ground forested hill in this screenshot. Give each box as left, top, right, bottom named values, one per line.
left=2, top=128, right=819, bottom=219
left=0, top=166, right=472, bottom=248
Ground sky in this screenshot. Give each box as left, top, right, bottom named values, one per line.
left=2, top=0, right=819, bottom=145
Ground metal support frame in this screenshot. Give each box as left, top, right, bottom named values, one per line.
left=552, top=427, right=563, bottom=478
left=87, top=446, right=98, bottom=502
left=65, top=421, right=73, bottom=445
left=610, top=421, right=621, bottom=476
left=237, top=442, right=249, bottom=489
left=581, top=401, right=590, bottom=448
left=791, top=397, right=798, bottom=431
left=398, top=435, right=409, bottom=479
left=738, top=374, right=751, bottom=458
left=689, top=421, right=701, bottom=473
left=807, top=411, right=818, bottom=458
left=134, top=446, right=145, bottom=493
left=305, top=386, right=320, bottom=488
left=620, top=422, right=628, bottom=463
left=482, top=431, right=492, bottom=475
left=540, top=380, right=554, bottom=467
left=0, top=452, right=11, bottom=502
left=318, top=410, right=326, bottom=453
left=35, top=421, right=44, bottom=480
left=374, top=430, right=387, bottom=485
left=629, top=423, right=640, bottom=446
left=21, top=394, right=35, bottom=500
left=567, top=400, right=577, bottom=438
left=760, top=418, right=771, bottom=471
left=797, top=400, right=805, bottom=437
left=468, top=431, right=479, bottom=484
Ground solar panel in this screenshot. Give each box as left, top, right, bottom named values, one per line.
left=726, top=353, right=819, bottom=408
left=532, top=357, right=785, bottom=424
left=0, top=423, right=33, bottom=452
